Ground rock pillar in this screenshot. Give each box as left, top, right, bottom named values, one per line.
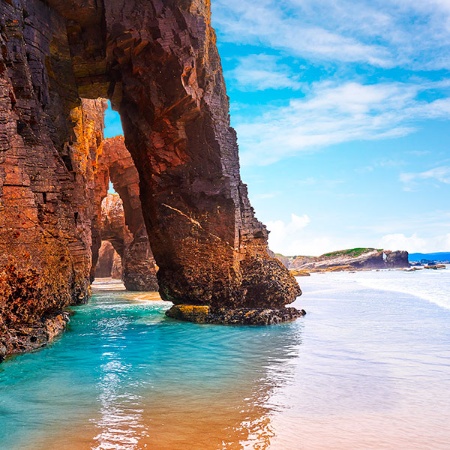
left=105, top=0, right=301, bottom=311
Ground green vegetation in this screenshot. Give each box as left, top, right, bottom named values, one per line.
left=321, top=248, right=382, bottom=258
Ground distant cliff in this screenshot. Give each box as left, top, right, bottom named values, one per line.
left=278, top=248, right=409, bottom=273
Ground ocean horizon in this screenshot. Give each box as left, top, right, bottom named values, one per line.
left=1, top=268, right=449, bottom=449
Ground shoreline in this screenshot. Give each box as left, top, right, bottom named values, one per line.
left=290, top=263, right=448, bottom=276
left=2, top=269, right=449, bottom=449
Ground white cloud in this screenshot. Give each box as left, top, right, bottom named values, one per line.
left=265, top=209, right=450, bottom=255
left=266, top=213, right=311, bottom=253
left=400, top=166, right=450, bottom=190
left=213, top=0, right=393, bottom=67
left=377, top=233, right=450, bottom=253
left=266, top=214, right=366, bottom=255
left=226, top=54, right=302, bottom=91
left=235, top=80, right=450, bottom=166
left=213, top=0, right=450, bottom=70
left=269, top=227, right=450, bottom=256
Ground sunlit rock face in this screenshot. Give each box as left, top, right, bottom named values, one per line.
left=0, top=0, right=106, bottom=357
left=0, top=0, right=300, bottom=358
left=95, top=241, right=119, bottom=278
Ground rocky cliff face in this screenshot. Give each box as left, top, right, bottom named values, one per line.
left=0, top=0, right=106, bottom=358
left=105, top=1, right=300, bottom=311
left=95, top=241, right=118, bottom=278
left=288, top=249, right=409, bottom=272
left=1, top=0, right=301, bottom=358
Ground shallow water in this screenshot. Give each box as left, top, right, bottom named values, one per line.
left=1, top=270, right=450, bottom=449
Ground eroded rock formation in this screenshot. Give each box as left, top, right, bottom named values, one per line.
left=0, top=0, right=301, bottom=358
left=98, top=193, right=159, bottom=290
left=95, top=241, right=118, bottom=278
left=94, top=136, right=158, bottom=291
left=0, top=0, right=106, bottom=359
left=287, top=249, right=410, bottom=273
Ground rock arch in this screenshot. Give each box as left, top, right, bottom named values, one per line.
left=95, top=240, right=122, bottom=279
left=93, top=136, right=159, bottom=291
left=0, top=0, right=301, bottom=359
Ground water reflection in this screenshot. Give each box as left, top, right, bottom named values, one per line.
left=93, top=353, right=148, bottom=449
left=91, top=293, right=149, bottom=449
left=87, top=292, right=304, bottom=449
left=1, top=282, right=303, bottom=449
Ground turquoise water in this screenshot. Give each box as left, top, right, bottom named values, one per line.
left=1, top=270, right=450, bottom=449
left=0, top=283, right=303, bottom=449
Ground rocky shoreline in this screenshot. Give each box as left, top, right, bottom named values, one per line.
left=165, top=305, right=306, bottom=325
left=0, top=312, right=69, bottom=362
left=275, top=248, right=410, bottom=275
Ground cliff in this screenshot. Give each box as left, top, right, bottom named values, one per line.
left=287, top=248, right=409, bottom=273
left=0, top=0, right=301, bottom=359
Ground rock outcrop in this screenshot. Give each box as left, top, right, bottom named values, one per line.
left=166, top=304, right=306, bottom=325
left=0, top=0, right=301, bottom=359
left=0, top=0, right=106, bottom=359
left=287, top=248, right=409, bottom=273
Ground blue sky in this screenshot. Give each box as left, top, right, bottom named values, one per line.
left=105, top=0, right=450, bottom=256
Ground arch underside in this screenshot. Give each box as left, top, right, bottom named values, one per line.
left=0, top=0, right=301, bottom=358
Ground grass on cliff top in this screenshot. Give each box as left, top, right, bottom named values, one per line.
left=322, top=248, right=382, bottom=258
left=276, top=248, right=384, bottom=259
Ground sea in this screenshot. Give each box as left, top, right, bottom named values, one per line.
left=1, top=269, right=449, bottom=449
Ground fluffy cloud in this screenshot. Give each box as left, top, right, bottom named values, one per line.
left=236, top=80, right=450, bottom=165
left=226, top=54, right=302, bottom=91
left=213, top=0, right=393, bottom=67
left=377, top=233, right=450, bottom=253
left=266, top=214, right=311, bottom=253
left=266, top=214, right=365, bottom=256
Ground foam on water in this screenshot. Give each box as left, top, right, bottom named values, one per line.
left=353, top=266, right=450, bottom=310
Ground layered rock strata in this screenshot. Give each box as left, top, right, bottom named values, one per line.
left=106, top=1, right=300, bottom=311
left=1, top=0, right=301, bottom=359
left=94, top=136, right=158, bottom=291
left=166, top=305, right=306, bottom=325
left=98, top=193, right=159, bottom=290
left=95, top=241, right=119, bottom=278
left=0, top=0, right=107, bottom=358
left=288, top=249, right=409, bottom=273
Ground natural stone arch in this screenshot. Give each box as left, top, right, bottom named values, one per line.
left=0, top=0, right=302, bottom=359
left=103, top=2, right=301, bottom=311
left=92, top=136, right=158, bottom=291
left=95, top=241, right=122, bottom=279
